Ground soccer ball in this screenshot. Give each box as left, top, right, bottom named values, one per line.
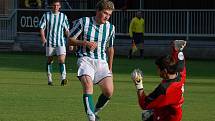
left=131, top=69, right=143, bottom=82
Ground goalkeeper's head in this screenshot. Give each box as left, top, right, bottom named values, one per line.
left=155, top=55, right=178, bottom=79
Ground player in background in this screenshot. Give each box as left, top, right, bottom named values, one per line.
left=131, top=40, right=187, bottom=121
left=69, top=0, right=115, bottom=120
left=39, top=0, right=70, bottom=86
left=128, top=10, right=145, bottom=59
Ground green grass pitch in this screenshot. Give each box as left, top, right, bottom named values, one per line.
left=0, top=52, right=215, bottom=121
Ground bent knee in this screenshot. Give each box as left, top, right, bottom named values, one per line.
left=103, top=89, right=113, bottom=98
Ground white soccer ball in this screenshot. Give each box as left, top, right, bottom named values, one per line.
left=131, top=69, right=143, bottom=82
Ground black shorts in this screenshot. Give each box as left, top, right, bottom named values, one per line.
left=133, top=33, right=144, bottom=44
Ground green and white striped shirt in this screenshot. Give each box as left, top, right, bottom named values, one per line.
left=70, top=17, right=115, bottom=61
left=39, top=12, right=69, bottom=47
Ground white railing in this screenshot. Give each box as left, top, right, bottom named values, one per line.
left=110, top=10, right=215, bottom=39
left=0, top=11, right=17, bottom=41
left=12, top=9, right=215, bottom=41
left=0, top=0, right=16, bottom=16
left=0, top=0, right=17, bottom=41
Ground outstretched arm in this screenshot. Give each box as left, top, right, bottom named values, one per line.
left=171, top=40, right=187, bottom=83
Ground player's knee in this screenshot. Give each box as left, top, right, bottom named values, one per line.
left=83, top=84, right=93, bottom=93
left=59, top=59, right=65, bottom=64
left=103, top=89, right=113, bottom=98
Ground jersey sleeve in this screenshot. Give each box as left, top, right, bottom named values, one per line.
left=69, top=18, right=83, bottom=39
left=39, top=14, right=46, bottom=30
left=63, top=15, right=70, bottom=31
left=108, top=25, right=115, bottom=48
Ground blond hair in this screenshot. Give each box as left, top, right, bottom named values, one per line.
left=96, top=0, right=115, bottom=11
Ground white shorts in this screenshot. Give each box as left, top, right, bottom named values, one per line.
left=77, top=56, right=112, bottom=84
left=46, top=46, right=66, bottom=56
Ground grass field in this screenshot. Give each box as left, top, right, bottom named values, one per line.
left=0, top=52, right=215, bottom=121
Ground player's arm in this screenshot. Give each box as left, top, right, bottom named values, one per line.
left=65, top=29, right=70, bottom=38
left=171, top=40, right=187, bottom=82
left=40, top=29, right=47, bottom=46
left=64, top=15, right=70, bottom=38
left=107, top=25, right=115, bottom=72
left=173, top=40, right=186, bottom=70
left=131, top=69, right=147, bottom=109
left=131, top=69, right=171, bottom=110
left=142, top=19, right=145, bottom=35
left=129, top=18, right=134, bottom=38
left=137, top=90, right=148, bottom=110
left=69, top=18, right=97, bottom=51
left=107, top=47, right=114, bottom=72
left=146, top=83, right=184, bottom=110
left=66, top=30, right=74, bottom=51
left=68, top=19, right=84, bottom=47
left=63, top=15, right=73, bottom=51
left=39, top=14, right=47, bottom=46
left=69, top=37, right=97, bottom=51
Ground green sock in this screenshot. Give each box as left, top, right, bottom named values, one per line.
left=47, top=63, right=53, bottom=82
left=95, top=93, right=110, bottom=114
left=59, top=63, right=66, bottom=80
left=83, top=94, right=95, bottom=120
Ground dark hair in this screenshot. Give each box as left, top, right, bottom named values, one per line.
left=96, top=0, right=115, bottom=11
left=51, top=0, right=61, bottom=4
left=155, top=55, right=178, bottom=74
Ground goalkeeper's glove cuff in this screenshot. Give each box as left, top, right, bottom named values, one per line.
left=178, top=51, right=184, bottom=61
left=136, top=83, right=144, bottom=90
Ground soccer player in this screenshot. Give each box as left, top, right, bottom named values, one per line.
left=131, top=40, right=187, bottom=121
left=69, top=0, right=115, bottom=121
left=39, top=0, right=70, bottom=86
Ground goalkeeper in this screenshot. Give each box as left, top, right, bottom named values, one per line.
left=131, top=40, right=187, bottom=121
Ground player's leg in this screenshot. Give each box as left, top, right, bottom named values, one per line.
left=47, top=56, right=54, bottom=85
left=94, top=77, right=113, bottom=115
left=79, top=75, right=96, bottom=121
left=77, top=57, right=96, bottom=121
left=46, top=47, right=55, bottom=85
left=56, top=46, right=67, bottom=85
left=93, top=60, right=113, bottom=116
left=58, top=54, right=67, bottom=85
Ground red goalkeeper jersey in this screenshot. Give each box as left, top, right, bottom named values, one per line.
left=139, top=49, right=186, bottom=121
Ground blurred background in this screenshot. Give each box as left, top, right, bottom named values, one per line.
left=0, top=0, right=215, bottom=59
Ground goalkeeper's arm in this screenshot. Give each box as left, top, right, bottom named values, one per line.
left=131, top=69, right=147, bottom=109
left=171, top=40, right=186, bottom=72
left=137, top=89, right=148, bottom=110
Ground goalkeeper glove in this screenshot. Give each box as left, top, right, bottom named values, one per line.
left=131, top=69, right=144, bottom=90
left=174, top=40, right=187, bottom=51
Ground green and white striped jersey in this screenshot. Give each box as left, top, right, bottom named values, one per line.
left=70, top=17, right=115, bottom=61
left=39, top=12, right=69, bottom=47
